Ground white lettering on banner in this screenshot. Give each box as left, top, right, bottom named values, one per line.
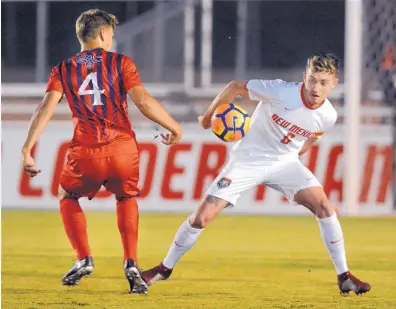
left=2, top=123, right=393, bottom=214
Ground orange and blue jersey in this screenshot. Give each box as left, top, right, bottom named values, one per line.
left=46, top=48, right=142, bottom=146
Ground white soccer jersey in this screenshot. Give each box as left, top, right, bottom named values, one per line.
left=231, top=79, right=337, bottom=160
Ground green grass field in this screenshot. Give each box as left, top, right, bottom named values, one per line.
left=2, top=210, right=396, bottom=309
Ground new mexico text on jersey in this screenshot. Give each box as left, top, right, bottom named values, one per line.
left=231, top=79, right=337, bottom=160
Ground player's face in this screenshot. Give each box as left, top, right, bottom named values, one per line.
left=99, top=26, right=114, bottom=51
left=303, top=69, right=338, bottom=105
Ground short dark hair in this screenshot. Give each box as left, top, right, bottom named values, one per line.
left=76, top=9, right=118, bottom=43
left=306, top=52, right=340, bottom=75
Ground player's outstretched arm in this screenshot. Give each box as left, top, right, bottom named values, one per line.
left=128, top=86, right=182, bottom=145
left=199, top=80, right=249, bottom=129
left=21, top=90, right=62, bottom=177
left=298, top=137, right=319, bottom=157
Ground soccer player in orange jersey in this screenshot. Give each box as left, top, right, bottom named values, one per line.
left=21, top=9, right=182, bottom=295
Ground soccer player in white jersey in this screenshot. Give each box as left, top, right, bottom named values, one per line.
left=142, top=52, right=371, bottom=295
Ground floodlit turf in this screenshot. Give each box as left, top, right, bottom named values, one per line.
left=2, top=210, right=396, bottom=309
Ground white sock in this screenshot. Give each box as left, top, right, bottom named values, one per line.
left=162, top=217, right=203, bottom=269
left=317, top=213, right=348, bottom=274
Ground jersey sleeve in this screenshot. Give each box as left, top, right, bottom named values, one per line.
left=122, top=56, right=143, bottom=92
left=46, top=66, right=63, bottom=94
left=246, top=79, right=285, bottom=102
left=313, top=109, right=338, bottom=138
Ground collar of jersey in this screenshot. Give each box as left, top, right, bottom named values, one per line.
left=77, top=47, right=104, bottom=55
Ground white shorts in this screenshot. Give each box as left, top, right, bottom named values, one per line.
left=205, top=157, right=321, bottom=206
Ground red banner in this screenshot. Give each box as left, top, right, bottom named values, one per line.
left=2, top=123, right=393, bottom=214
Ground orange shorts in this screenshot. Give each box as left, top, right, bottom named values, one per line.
left=60, top=139, right=140, bottom=199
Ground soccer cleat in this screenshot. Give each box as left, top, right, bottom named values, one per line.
left=124, top=259, right=148, bottom=295
left=141, top=262, right=173, bottom=286
left=62, top=256, right=94, bottom=286
left=337, top=271, right=371, bottom=295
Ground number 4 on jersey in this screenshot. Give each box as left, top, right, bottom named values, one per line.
left=78, top=72, right=105, bottom=106
left=281, top=133, right=295, bottom=144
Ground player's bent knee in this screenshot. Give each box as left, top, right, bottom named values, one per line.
left=58, top=185, right=79, bottom=200
left=115, top=195, right=136, bottom=202
left=315, top=199, right=334, bottom=218
left=116, top=195, right=126, bottom=202
left=295, top=187, right=334, bottom=218
left=190, top=195, right=229, bottom=229
left=190, top=213, right=210, bottom=229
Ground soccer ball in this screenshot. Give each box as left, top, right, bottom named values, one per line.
left=211, top=103, right=250, bottom=142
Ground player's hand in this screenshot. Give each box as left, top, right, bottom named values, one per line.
left=161, top=132, right=181, bottom=145
left=334, top=205, right=341, bottom=216
left=21, top=151, right=41, bottom=178
left=198, top=115, right=212, bottom=129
